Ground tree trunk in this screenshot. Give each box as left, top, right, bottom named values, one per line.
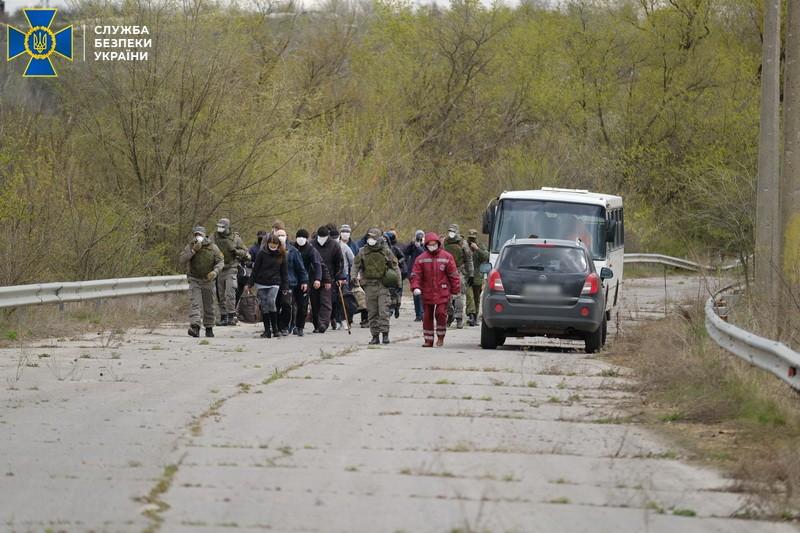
left=755, top=0, right=782, bottom=331
left=783, top=0, right=800, bottom=329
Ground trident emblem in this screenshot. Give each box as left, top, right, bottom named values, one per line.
left=6, top=8, right=73, bottom=77
left=32, top=31, right=49, bottom=54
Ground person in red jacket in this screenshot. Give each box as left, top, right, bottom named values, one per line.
left=410, top=232, right=461, bottom=347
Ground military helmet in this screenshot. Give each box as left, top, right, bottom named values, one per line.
left=448, top=223, right=459, bottom=234
left=192, top=226, right=207, bottom=236
left=367, top=227, right=382, bottom=239
left=468, top=229, right=479, bottom=238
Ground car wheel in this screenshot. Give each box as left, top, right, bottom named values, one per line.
left=480, top=319, right=498, bottom=349
left=584, top=323, right=603, bottom=354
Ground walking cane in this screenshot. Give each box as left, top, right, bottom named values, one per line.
left=337, top=282, right=352, bottom=335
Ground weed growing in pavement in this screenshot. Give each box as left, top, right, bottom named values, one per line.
left=435, top=379, right=452, bottom=385
left=672, top=508, right=696, bottom=517
left=548, top=497, right=570, bottom=504
left=526, top=381, right=537, bottom=388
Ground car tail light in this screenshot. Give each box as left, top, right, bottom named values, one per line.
left=581, top=273, right=600, bottom=295
left=487, top=269, right=504, bottom=292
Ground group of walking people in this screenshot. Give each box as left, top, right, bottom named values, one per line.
left=179, top=219, right=489, bottom=347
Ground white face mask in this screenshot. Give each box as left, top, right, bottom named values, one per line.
left=341, top=232, right=350, bottom=240
left=268, top=245, right=278, bottom=252
left=447, top=231, right=456, bottom=239
left=217, top=226, right=226, bottom=233
left=317, top=236, right=328, bottom=245
left=277, top=235, right=287, bottom=245
left=427, top=244, right=439, bottom=252
left=296, top=237, right=307, bottom=246
left=195, top=235, right=204, bottom=243
left=367, top=238, right=377, bottom=246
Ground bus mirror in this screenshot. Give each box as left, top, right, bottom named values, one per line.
left=482, top=198, right=498, bottom=235
left=605, top=219, right=617, bottom=242
left=479, top=262, right=492, bottom=275
left=600, top=267, right=614, bottom=280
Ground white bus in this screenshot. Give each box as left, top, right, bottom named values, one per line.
left=482, top=187, right=624, bottom=316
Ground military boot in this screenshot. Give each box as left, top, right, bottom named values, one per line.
left=261, top=316, right=272, bottom=338
left=368, top=335, right=380, bottom=345
left=188, top=324, right=200, bottom=337
left=205, top=327, right=214, bottom=338
left=228, top=313, right=238, bottom=326
left=468, top=314, right=477, bottom=327
left=456, top=318, right=464, bottom=329
left=382, top=332, right=390, bottom=345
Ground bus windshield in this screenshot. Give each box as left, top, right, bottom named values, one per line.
left=491, top=199, right=607, bottom=259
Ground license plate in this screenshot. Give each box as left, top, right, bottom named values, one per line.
left=523, top=284, right=561, bottom=298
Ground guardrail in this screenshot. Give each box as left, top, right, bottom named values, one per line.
left=0, top=276, right=188, bottom=309
left=623, top=253, right=742, bottom=271
left=705, top=285, right=800, bottom=391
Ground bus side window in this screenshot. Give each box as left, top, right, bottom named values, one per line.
left=619, top=208, right=624, bottom=246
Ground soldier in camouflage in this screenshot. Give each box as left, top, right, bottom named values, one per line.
left=212, top=218, right=250, bottom=326
left=351, top=227, right=401, bottom=345
left=179, top=226, right=225, bottom=338
left=465, top=229, right=490, bottom=327
left=443, top=223, right=474, bottom=329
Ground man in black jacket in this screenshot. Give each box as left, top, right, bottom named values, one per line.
left=310, top=225, right=345, bottom=333
left=293, top=229, right=322, bottom=336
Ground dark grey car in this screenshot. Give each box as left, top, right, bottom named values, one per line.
left=480, top=239, right=613, bottom=353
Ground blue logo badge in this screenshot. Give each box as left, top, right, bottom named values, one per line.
left=7, top=8, right=73, bottom=77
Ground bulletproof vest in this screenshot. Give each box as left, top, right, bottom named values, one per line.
left=444, top=238, right=464, bottom=267
left=362, top=247, right=388, bottom=279
left=215, top=234, right=237, bottom=264
left=190, top=246, right=216, bottom=278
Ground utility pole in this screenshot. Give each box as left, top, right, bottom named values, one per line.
left=785, top=0, right=800, bottom=313
left=755, top=0, right=782, bottom=324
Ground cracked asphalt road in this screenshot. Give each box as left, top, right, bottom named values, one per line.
left=0, top=276, right=794, bottom=532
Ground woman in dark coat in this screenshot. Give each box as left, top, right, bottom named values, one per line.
left=249, top=234, right=289, bottom=338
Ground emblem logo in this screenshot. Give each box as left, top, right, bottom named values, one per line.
left=538, top=274, right=547, bottom=282
left=7, top=8, right=73, bottom=77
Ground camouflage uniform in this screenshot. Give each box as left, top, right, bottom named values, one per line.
left=465, top=229, right=490, bottom=325
left=351, top=228, right=400, bottom=344
left=212, top=218, right=250, bottom=325
left=443, top=224, right=474, bottom=328
left=179, top=227, right=224, bottom=336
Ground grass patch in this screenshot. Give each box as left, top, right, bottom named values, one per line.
left=610, top=300, right=800, bottom=519
left=672, top=508, right=696, bottom=517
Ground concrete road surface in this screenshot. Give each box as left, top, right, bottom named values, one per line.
left=0, top=276, right=794, bottom=532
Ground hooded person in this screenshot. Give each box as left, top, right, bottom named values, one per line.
left=442, top=223, right=474, bottom=329
left=212, top=218, right=250, bottom=326
left=403, top=229, right=426, bottom=321
left=351, top=227, right=401, bottom=345
left=310, top=225, right=345, bottom=333
left=465, top=229, right=490, bottom=326
left=249, top=233, right=289, bottom=339
left=179, top=226, right=225, bottom=338
left=293, top=228, right=323, bottom=336
left=410, top=232, right=461, bottom=347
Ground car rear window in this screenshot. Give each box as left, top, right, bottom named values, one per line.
left=500, top=245, right=589, bottom=273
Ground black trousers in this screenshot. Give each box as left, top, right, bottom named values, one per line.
left=293, top=286, right=309, bottom=331
left=275, top=289, right=293, bottom=332
left=310, top=286, right=332, bottom=331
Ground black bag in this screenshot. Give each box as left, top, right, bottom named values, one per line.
left=237, top=289, right=262, bottom=323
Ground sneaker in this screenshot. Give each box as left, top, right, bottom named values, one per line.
left=260, top=330, right=271, bottom=339
left=297, top=329, right=305, bottom=337
left=414, top=317, right=423, bottom=322
left=205, top=327, right=215, bottom=338
left=331, top=321, right=338, bottom=330
left=368, top=335, right=380, bottom=345
left=394, top=307, right=400, bottom=319
left=229, top=315, right=238, bottom=326
left=216, top=314, right=227, bottom=327
left=382, top=333, right=390, bottom=345
left=280, top=330, right=289, bottom=337
left=456, top=318, right=464, bottom=329
left=188, top=324, right=200, bottom=337
left=360, top=322, right=369, bottom=329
